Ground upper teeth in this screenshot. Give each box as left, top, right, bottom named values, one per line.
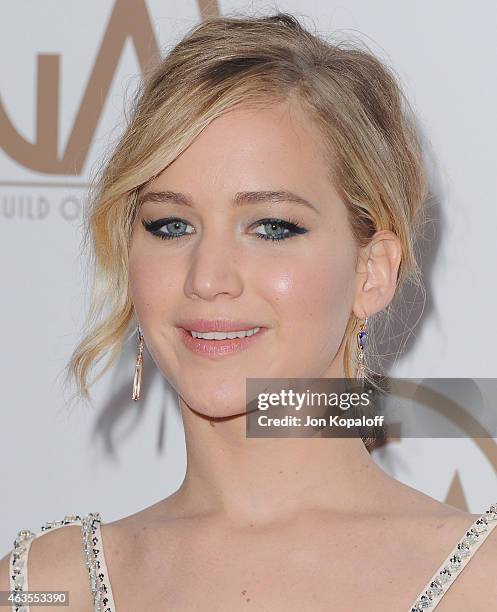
left=190, top=327, right=260, bottom=339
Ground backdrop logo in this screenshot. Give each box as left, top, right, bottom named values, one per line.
left=370, top=379, right=497, bottom=511
left=0, top=0, right=219, bottom=178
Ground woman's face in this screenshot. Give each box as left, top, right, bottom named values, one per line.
left=128, top=99, right=360, bottom=417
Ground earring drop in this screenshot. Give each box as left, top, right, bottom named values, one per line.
left=356, top=316, right=368, bottom=380
left=132, top=326, right=144, bottom=401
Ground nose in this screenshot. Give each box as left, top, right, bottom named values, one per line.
left=183, top=228, right=244, bottom=301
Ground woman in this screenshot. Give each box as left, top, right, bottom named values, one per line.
left=2, top=12, right=496, bottom=612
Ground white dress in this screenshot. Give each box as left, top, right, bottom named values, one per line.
left=8, top=503, right=497, bottom=611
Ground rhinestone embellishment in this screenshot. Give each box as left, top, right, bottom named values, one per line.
left=410, top=503, right=497, bottom=611
left=82, top=512, right=114, bottom=612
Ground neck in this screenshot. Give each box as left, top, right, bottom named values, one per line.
left=173, top=396, right=396, bottom=527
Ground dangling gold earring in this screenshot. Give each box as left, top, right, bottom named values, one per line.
left=356, top=316, right=368, bottom=381
left=132, top=326, right=144, bottom=401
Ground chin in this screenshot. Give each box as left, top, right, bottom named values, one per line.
left=178, top=388, right=249, bottom=419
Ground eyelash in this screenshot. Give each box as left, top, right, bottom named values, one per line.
left=141, top=217, right=308, bottom=242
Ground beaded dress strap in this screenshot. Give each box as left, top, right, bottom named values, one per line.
left=9, top=514, right=84, bottom=612
left=9, top=512, right=116, bottom=612
left=81, top=512, right=117, bottom=612
left=408, top=502, right=497, bottom=611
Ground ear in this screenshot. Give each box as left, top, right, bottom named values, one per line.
left=352, top=230, right=402, bottom=319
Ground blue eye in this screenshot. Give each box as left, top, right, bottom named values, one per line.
left=141, top=217, right=308, bottom=242
left=252, top=218, right=308, bottom=241
left=142, top=217, right=195, bottom=240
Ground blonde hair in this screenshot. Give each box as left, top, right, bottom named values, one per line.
left=65, top=12, right=428, bottom=414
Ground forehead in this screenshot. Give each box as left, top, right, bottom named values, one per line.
left=147, top=99, right=338, bottom=208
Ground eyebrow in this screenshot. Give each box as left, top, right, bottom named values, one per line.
left=138, top=189, right=319, bottom=213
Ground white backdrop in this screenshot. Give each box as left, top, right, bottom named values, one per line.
left=1, top=0, right=496, bottom=554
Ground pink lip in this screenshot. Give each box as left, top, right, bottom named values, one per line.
left=177, top=326, right=268, bottom=357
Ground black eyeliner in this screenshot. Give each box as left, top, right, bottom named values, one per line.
left=141, top=216, right=308, bottom=242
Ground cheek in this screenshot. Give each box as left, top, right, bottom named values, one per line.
left=128, top=247, right=178, bottom=319
left=262, top=245, right=355, bottom=331
left=254, top=249, right=354, bottom=376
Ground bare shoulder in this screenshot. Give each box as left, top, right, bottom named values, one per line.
left=97, top=495, right=183, bottom=565
left=0, top=522, right=93, bottom=612
left=96, top=493, right=200, bottom=584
